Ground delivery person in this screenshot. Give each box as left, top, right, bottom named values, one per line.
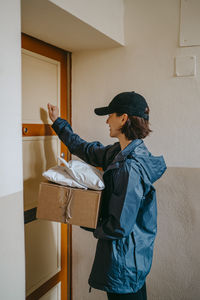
left=47, top=91, right=167, bottom=300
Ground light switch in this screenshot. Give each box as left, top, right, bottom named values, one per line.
left=175, top=56, right=196, bottom=77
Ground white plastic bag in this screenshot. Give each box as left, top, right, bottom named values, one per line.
left=58, top=157, right=105, bottom=190
left=42, top=165, right=87, bottom=189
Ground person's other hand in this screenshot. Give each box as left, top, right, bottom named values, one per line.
left=47, top=103, right=59, bottom=123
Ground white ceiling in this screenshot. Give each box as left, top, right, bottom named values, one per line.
left=21, top=0, right=123, bottom=52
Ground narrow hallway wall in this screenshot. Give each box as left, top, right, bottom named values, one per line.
left=0, top=1, right=25, bottom=299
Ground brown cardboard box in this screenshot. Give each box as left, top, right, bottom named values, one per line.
left=36, top=182, right=102, bottom=228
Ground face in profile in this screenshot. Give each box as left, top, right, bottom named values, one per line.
left=106, top=113, right=125, bottom=138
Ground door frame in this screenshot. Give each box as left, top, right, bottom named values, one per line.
left=22, top=33, right=72, bottom=300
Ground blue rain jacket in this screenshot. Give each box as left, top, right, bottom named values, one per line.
left=52, top=117, right=167, bottom=294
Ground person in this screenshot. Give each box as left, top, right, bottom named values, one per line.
left=47, top=91, right=167, bottom=300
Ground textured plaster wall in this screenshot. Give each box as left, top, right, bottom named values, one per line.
left=152, top=168, right=200, bottom=299
left=71, top=0, right=200, bottom=299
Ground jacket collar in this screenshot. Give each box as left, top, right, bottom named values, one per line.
left=105, top=139, right=143, bottom=173
left=113, top=139, right=143, bottom=162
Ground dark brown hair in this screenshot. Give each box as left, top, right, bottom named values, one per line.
left=116, top=107, right=152, bottom=140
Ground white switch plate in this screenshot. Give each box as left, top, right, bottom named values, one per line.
left=175, top=56, right=196, bottom=77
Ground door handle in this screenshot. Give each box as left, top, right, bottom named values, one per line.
left=61, top=152, right=65, bottom=158
left=23, top=127, right=28, bottom=134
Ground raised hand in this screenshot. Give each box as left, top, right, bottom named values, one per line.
left=47, top=103, right=59, bottom=123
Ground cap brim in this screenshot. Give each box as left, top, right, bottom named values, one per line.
left=94, top=106, right=110, bottom=116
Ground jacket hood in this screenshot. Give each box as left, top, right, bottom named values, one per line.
left=113, top=139, right=167, bottom=183
left=130, top=140, right=167, bottom=183
left=134, top=152, right=167, bottom=183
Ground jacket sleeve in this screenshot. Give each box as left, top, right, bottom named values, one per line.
left=93, top=164, right=144, bottom=240
left=51, top=117, right=112, bottom=169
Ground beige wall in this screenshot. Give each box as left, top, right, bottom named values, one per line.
left=72, top=0, right=200, bottom=168
left=71, top=0, right=200, bottom=299
left=21, top=0, right=124, bottom=52
left=50, top=0, right=124, bottom=45
left=0, top=1, right=25, bottom=299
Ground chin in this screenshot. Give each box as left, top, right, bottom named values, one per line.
left=109, top=129, right=117, bottom=138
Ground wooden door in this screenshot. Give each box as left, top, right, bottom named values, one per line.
left=22, top=33, right=72, bottom=300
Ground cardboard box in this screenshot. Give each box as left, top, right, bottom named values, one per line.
left=36, top=182, right=102, bottom=228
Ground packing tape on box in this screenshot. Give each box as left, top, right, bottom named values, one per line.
left=58, top=188, right=73, bottom=223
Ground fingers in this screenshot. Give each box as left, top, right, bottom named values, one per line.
left=47, top=103, right=57, bottom=110
left=47, top=104, right=53, bottom=118
left=47, top=103, right=51, bottom=112
left=47, top=103, right=53, bottom=109
left=47, top=104, right=53, bottom=115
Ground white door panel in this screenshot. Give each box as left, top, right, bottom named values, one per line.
left=22, top=49, right=60, bottom=124
left=25, top=220, right=61, bottom=296
left=22, top=48, right=62, bottom=297
left=39, top=282, right=61, bottom=300
left=23, top=136, right=59, bottom=211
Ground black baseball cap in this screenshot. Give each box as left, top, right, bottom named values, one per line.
left=94, top=91, right=149, bottom=120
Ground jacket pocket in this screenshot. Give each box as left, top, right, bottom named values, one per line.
left=106, top=240, right=123, bottom=281
left=131, top=232, right=138, bottom=282
left=121, top=234, right=138, bottom=283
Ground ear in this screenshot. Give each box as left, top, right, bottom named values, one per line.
left=121, top=113, right=128, bottom=125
